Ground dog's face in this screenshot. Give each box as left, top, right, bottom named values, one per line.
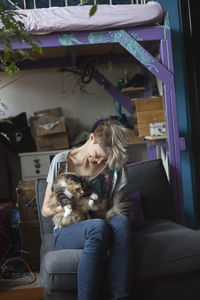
left=56, top=173, right=84, bottom=198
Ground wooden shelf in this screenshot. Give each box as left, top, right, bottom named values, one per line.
left=144, top=135, right=167, bottom=140
left=127, top=140, right=145, bottom=145
left=121, top=86, right=145, bottom=93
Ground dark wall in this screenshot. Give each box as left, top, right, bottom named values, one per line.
left=179, top=0, right=200, bottom=218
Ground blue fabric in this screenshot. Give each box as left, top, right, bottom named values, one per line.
left=52, top=215, right=134, bottom=300
left=128, top=191, right=147, bottom=228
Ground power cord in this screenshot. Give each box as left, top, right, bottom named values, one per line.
left=0, top=230, right=36, bottom=287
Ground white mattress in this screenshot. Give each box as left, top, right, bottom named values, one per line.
left=10, top=1, right=163, bottom=34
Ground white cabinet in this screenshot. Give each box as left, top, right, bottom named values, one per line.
left=19, top=150, right=61, bottom=181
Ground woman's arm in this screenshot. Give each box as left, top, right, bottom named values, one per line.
left=42, top=183, right=64, bottom=218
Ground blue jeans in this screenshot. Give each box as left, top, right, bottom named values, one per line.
left=52, top=215, right=134, bottom=300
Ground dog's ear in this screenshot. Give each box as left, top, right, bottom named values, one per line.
left=80, top=176, right=90, bottom=182
left=64, top=173, right=82, bottom=183
left=79, top=176, right=90, bottom=188
left=64, top=172, right=77, bottom=177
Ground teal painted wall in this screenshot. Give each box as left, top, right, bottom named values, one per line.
left=157, top=0, right=199, bottom=228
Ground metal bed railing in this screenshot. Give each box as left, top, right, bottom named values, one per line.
left=7, top=0, right=146, bottom=10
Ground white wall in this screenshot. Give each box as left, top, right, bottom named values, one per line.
left=0, top=62, right=137, bottom=125
left=0, top=61, right=147, bottom=162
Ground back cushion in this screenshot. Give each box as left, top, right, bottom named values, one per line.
left=124, top=159, right=176, bottom=221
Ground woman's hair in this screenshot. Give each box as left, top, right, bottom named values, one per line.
left=93, top=119, right=128, bottom=170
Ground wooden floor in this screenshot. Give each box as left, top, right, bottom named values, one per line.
left=0, top=287, right=44, bottom=300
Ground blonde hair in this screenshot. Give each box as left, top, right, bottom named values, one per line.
left=93, top=119, right=128, bottom=170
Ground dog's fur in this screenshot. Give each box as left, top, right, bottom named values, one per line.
left=48, top=173, right=109, bottom=228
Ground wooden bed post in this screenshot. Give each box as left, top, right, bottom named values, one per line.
left=111, top=24, right=184, bottom=224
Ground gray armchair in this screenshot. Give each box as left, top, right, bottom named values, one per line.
left=36, top=159, right=200, bottom=300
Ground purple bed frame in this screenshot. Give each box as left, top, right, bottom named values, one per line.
left=6, top=11, right=184, bottom=224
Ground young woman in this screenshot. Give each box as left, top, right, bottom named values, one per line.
left=42, top=119, right=134, bottom=300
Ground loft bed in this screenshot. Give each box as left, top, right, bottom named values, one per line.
left=2, top=0, right=184, bottom=224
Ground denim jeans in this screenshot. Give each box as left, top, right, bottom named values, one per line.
left=52, top=215, right=134, bottom=300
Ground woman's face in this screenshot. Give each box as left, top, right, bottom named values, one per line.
left=88, top=134, right=107, bottom=165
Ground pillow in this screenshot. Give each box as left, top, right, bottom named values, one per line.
left=128, top=190, right=146, bottom=229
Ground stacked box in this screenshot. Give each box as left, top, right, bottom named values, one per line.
left=126, top=129, right=145, bottom=144
left=16, top=181, right=40, bottom=271
left=34, top=134, right=69, bottom=151
left=30, top=107, right=69, bottom=151
left=16, top=181, right=38, bottom=222
left=131, top=96, right=166, bottom=137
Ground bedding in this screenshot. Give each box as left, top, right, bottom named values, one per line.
left=9, top=1, right=163, bottom=34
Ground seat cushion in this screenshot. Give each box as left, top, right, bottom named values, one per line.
left=41, top=248, right=82, bottom=291
left=134, top=219, right=200, bottom=278
left=42, top=219, right=200, bottom=291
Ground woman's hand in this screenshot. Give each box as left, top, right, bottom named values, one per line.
left=54, top=205, right=64, bottom=214
left=42, top=184, right=64, bottom=217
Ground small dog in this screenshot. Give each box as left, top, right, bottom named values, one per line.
left=48, top=173, right=108, bottom=228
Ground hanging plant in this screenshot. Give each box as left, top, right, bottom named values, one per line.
left=57, top=61, right=96, bottom=95
left=0, top=1, right=42, bottom=136
left=0, top=1, right=42, bottom=75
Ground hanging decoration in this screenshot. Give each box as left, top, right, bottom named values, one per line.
left=57, top=61, right=96, bottom=95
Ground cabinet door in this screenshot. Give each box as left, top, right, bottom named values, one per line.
left=20, top=154, right=51, bottom=180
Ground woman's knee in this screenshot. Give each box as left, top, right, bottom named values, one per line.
left=85, top=219, right=111, bottom=242
left=108, top=215, right=133, bottom=236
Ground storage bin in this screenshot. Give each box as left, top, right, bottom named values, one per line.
left=131, top=96, right=165, bottom=136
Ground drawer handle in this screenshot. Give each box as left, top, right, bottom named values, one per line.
left=34, top=162, right=41, bottom=168
left=33, top=159, right=40, bottom=163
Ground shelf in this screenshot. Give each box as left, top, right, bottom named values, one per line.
left=121, top=86, right=145, bottom=93
left=144, top=135, right=167, bottom=140
left=144, top=135, right=168, bottom=146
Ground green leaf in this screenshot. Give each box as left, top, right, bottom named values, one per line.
left=0, top=132, right=10, bottom=140
left=17, top=49, right=26, bottom=56
left=89, top=5, right=97, bottom=17
left=0, top=2, right=42, bottom=76
left=2, top=47, right=10, bottom=63
left=5, top=119, right=13, bottom=125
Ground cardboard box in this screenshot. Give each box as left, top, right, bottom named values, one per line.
left=132, top=96, right=165, bottom=137
left=34, top=132, right=69, bottom=152
left=29, top=107, right=70, bottom=151
left=35, top=116, right=66, bottom=137
left=34, top=107, right=63, bottom=118
left=19, top=221, right=41, bottom=271
left=127, top=129, right=145, bottom=144
left=30, top=107, right=67, bottom=137
left=16, top=181, right=38, bottom=223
